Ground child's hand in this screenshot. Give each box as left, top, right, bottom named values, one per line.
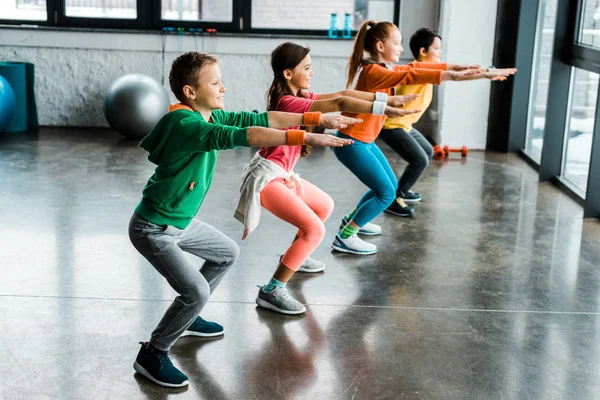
left=320, top=114, right=363, bottom=129
left=385, top=107, right=421, bottom=118
left=388, top=94, right=419, bottom=107
left=485, top=68, right=517, bottom=81
left=305, top=133, right=353, bottom=147
left=444, top=69, right=480, bottom=81
left=450, top=64, right=482, bottom=71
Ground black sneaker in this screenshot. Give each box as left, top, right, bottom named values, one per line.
left=181, top=316, right=224, bottom=338
left=133, top=342, right=189, bottom=388
left=401, top=191, right=422, bottom=203
left=384, top=198, right=414, bottom=217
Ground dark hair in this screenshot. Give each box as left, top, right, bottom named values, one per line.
left=169, top=52, right=217, bottom=103
left=409, top=28, right=442, bottom=60
left=346, top=20, right=396, bottom=88
left=266, top=42, right=312, bottom=157
left=266, top=42, right=310, bottom=111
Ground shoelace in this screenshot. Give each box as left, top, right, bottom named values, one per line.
left=156, top=351, right=173, bottom=367
left=141, top=342, right=172, bottom=367
left=272, top=287, right=292, bottom=300
left=396, top=197, right=408, bottom=207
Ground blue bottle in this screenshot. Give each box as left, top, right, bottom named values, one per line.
left=342, top=13, right=352, bottom=38
left=328, top=13, right=338, bottom=38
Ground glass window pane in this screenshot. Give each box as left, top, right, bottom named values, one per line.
left=251, top=0, right=394, bottom=30
left=525, top=0, right=558, bottom=163
left=161, top=0, right=233, bottom=22
left=65, top=0, right=137, bottom=19
left=562, top=68, right=598, bottom=195
left=0, top=0, right=47, bottom=21
left=578, top=0, right=600, bottom=47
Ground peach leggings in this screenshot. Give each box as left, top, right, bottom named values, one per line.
left=260, top=178, right=334, bottom=271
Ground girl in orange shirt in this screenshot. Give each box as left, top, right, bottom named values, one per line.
left=331, top=21, right=513, bottom=255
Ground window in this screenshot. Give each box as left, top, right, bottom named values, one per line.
left=161, top=0, right=233, bottom=22
left=561, top=68, right=598, bottom=195
left=578, top=0, right=600, bottom=48
left=0, top=0, right=47, bottom=21
left=0, top=1, right=399, bottom=34
left=250, top=0, right=395, bottom=31
left=65, top=0, right=137, bottom=19
left=525, top=0, right=558, bottom=163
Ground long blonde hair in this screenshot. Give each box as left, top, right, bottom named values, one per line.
left=346, top=20, right=397, bottom=88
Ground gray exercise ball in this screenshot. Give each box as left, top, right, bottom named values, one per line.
left=104, top=74, right=170, bottom=139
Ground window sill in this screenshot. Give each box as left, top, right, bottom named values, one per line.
left=0, top=24, right=355, bottom=56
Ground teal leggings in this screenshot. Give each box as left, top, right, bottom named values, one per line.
left=333, top=132, right=397, bottom=227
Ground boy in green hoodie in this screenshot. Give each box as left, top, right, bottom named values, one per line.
left=129, top=52, right=357, bottom=388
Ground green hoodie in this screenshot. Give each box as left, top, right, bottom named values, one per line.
left=135, top=108, right=269, bottom=229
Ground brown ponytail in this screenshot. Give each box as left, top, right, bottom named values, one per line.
left=346, top=20, right=398, bottom=88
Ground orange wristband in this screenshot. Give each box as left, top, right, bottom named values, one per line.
left=286, top=129, right=306, bottom=146
left=302, top=111, right=321, bottom=126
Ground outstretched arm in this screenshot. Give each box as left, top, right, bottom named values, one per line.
left=267, top=111, right=363, bottom=129
left=247, top=127, right=353, bottom=148
left=307, top=96, right=421, bottom=119
left=453, top=68, right=517, bottom=81
left=318, top=89, right=418, bottom=109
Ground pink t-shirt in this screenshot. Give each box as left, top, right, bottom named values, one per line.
left=258, top=91, right=319, bottom=172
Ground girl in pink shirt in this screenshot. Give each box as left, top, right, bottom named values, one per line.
left=243, top=42, right=418, bottom=315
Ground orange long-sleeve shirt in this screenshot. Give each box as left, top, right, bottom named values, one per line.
left=339, top=61, right=446, bottom=143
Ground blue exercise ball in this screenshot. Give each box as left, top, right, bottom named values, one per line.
left=0, top=75, right=16, bottom=132
left=104, top=74, right=170, bottom=139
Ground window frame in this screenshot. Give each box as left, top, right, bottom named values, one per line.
left=0, top=1, right=401, bottom=36
left=55, top=0, right=150, bottom=30
left=152, top=0, right=242, bottom=32
left=0, top=0, right=57, bottom=27
left=240, top=0, right=401, bottom=37
left=501, top=0, right=600, bottom=217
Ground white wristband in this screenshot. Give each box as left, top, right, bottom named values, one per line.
left=374, top=92, right=388, bottom=103
left=372, top=101, right=387, bottom=116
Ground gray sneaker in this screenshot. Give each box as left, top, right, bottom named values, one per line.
left=256, top=286, right=306, bottom=315
left=297, top=257, right=326, bottom=273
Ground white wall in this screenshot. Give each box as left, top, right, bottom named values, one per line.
left=400, top=0, right=439, bottom=45
left=438, top=0, right=499, bottom=149
left=252, top=0, right=355, bottom=29
left=0, top=28, right=353, bottom=127
left=0, top=0, right=499, bottom=148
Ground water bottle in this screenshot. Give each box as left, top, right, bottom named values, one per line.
left=328, top=13, right=338, bottom=39
left=342, top=13, right=352, bottom=38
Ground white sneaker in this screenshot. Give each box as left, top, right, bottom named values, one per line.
left=331, top=234, right=377, bottom=255
left=340, top=217, right=382, bottom=236
left=297, top=257, right=326, bottom=273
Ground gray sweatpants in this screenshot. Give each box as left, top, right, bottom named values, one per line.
left=128, top=212, right=239, bottom=351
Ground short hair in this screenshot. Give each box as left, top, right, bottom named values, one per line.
left=409, top=28, right=442, bottom=60
left=169, top=52, right=217, bottom=102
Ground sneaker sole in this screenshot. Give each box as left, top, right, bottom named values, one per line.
left=331, top=243, right=377, bottom=255
left=179, top=330, right=224, bottom=338
left=255, top=297, right=306, bottom=315
left=133, top=361, right=189, bottom=388
left=384, top=209, right=414, bottom=217
left=403, top=198, right=422, bottom=203
left=297, top=266, right=325, bottom=273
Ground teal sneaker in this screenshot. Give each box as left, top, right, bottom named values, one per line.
left=133, top=342, right=189, bottom=388
left=181, top=316, right=224, bottom=338
left=401, top=190, right=422, bottom=203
